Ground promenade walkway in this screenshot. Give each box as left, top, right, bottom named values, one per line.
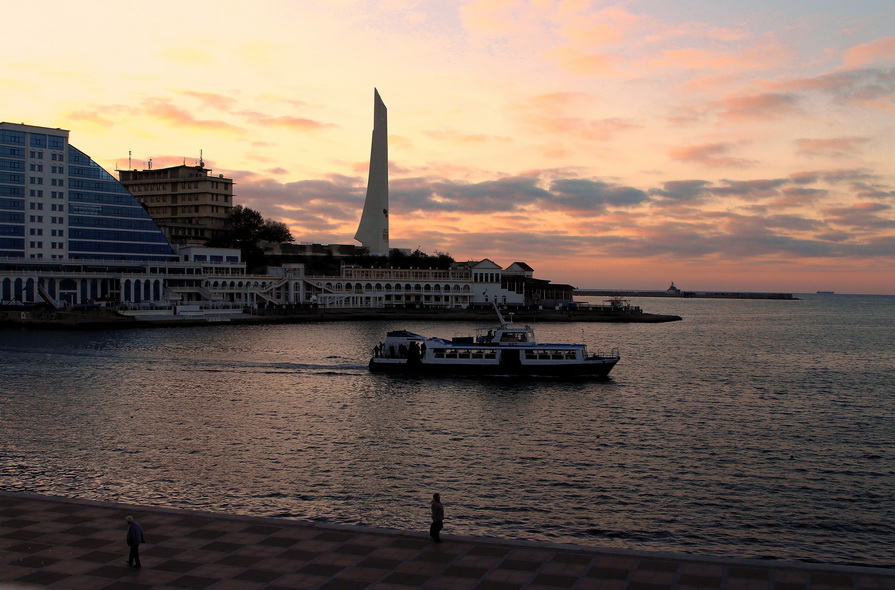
left=1, top=492, right=892, bottom=589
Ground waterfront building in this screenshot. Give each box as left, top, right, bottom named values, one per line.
left=0, top=123, right=176, bottom=263
left=298, top=259, right=570, bottom=309
left=354, top=89, right=390, bottom=255
left=2, top=108, right=573, bottom=314
left=117, top=161, right=234, bottom=246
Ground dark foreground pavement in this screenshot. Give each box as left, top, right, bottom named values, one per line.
left=1, top=493, right=892, bottom=590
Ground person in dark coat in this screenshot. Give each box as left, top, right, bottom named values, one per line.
left=125, top=515, right=145, bottom=567
left=429, top=493, right=444, bottom=542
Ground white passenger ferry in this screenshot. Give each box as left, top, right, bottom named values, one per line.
left=369, top=305, right=619, bottom=378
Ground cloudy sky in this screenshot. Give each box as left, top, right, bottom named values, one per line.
left=4, top=0, right=894, bottom=294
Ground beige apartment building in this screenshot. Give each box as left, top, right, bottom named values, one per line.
left=118, top=163, right=233, bottom=246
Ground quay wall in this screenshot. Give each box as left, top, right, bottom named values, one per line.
left=1, top=305, right=682, bottom=329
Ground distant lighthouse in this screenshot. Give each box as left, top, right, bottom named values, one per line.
left=354, top=88, right=390, bottom=255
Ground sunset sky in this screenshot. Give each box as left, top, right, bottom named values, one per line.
left=4, top=0, right=894, bottom=294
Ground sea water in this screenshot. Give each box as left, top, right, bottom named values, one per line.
left=1, top=294, right=893, bottom=566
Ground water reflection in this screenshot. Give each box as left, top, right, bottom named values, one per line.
left=2, top=296, right=894, bottom=564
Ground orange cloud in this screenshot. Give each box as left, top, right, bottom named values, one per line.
left=843, top=36, right=895, bottom=68
left=669, top=143, right=753, bottom=168
left=423, top=130, right=510, bottom=145
left=795, top=137, right=869, bottom=157
left=68, top=107, right=126, bottom=128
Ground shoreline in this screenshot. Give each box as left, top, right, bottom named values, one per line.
left=1, top=306, right=683, bottom=330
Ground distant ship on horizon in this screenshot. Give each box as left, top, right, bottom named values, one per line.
left=816, top=290, right=835, bottom=294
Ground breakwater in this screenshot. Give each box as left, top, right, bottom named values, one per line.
left=577, top=289, right=796, bottom=300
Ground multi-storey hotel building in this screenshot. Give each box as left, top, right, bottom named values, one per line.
left=118, top=163, right=233, bottom=246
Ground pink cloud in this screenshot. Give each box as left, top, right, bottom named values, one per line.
left=822, top=202, right=894, bottom=231
left=549, top=47, right=622, bottom=75
left=525, top=114, right=635, bottom=141
left=179, top=90, right=238, bottom=111
left=843, top=36, right=895, bottom=68
left=773, top=187, right=829, bottom=207
left=516, top=93, right=635, bottom=140
left=678, top=74, right=741, bottom=95
left=652, top=39, right=790, bottom=72
left=142, top=98, right=242, bottom=133
left=242, top=111, right=333, bottom=131
left=423, top=129, right=510, bottom=145
left=714, top=92, right=801, bottom=121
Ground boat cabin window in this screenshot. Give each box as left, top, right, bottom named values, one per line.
left=524, top=349, right=577, bottom=361
left=499, top=331, right=529, bottom=343
left=435, top=348, right=497, bottom=360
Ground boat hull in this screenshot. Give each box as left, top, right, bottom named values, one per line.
left=369, top=357, right=618, bottom=378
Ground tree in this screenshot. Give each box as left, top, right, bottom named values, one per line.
left=259, top=219, right=293, bottom=244
left=207, top=205, right=294, bottom=271
left=210, top=205, right=294, bottom=249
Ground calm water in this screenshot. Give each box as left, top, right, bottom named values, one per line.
left=1, top=294, right=893, bottom=566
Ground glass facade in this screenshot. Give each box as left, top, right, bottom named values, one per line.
left=0, top=123, right=175, bottom=261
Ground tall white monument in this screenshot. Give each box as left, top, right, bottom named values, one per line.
left=354, top=88, right=390, bottom=255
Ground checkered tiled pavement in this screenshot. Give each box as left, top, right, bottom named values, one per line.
left=1, top=493, right=892, bottom=589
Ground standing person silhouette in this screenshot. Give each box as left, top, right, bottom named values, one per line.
left=125, top=516, right=145, bottom=568
left=429, top=493, right=444, bottom=543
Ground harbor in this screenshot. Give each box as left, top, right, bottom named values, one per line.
left=3, top=295, right=893, bottom=567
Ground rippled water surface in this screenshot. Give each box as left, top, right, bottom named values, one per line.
left=2, top=294, right=893, bottom=565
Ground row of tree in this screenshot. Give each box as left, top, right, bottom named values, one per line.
left=208, top=205, right=454, bottom=273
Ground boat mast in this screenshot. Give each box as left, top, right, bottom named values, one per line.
left=492, top=301, right=510, bottom=327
